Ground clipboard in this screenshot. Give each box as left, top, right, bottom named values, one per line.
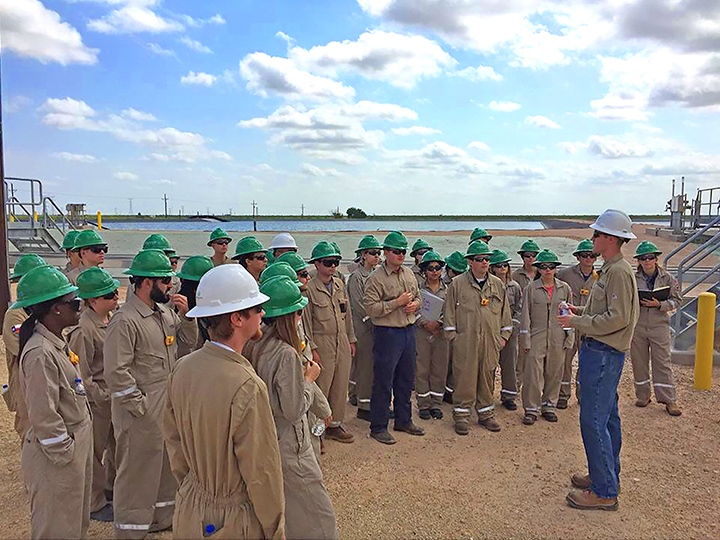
left=419, top=290, right=444, bottom=322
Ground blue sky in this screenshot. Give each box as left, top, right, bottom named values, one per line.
left=3, top=0, right=720, bottom=216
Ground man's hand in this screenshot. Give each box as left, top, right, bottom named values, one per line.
left=170, top=294, right=189, bottom=316
left=566, top=304, right=582, bottom=315
left=424, top=320, right=441, bottom=334
left=395, top=292, right=413, bottom=308
left=557, top=313, right=575, bottom=328
left=403, top=300, right=420, bottom=314
left=641, top=298, right=661, bottom=308
left=350, top=342, right=357, bottom=357
left=312, top=349, right=322, bottom=367
left=304, top=358, right=321, bottom=383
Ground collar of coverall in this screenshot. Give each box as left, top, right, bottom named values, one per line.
left=310, top=274, right=338, bottom=296
left=598, top=252, right=624, bottom=274
left=35, top=322, right=68, bottom=352
left=83, top=305, right=109, bottom=328
left=127, top=291, right=160, bottom=318
left=205, top=340, right=251, bottom=365
left=380, top=261, right=402, bottom=275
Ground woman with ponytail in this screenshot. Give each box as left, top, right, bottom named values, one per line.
left=14, top=265, right=92, bottom=539
left=245, top=275, right=339, bottom=540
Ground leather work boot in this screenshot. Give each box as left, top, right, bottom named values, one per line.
left=356, top=409, right=371, bottom=422
left=454, top=421, right=469, bottom=435
left=325, top=425, right=355, bottom=443
left=502, top=400, right=517, bottom=411
left=418, top=409, right=432, bottom=420
left=478, top=417, right=501, bottom=432
left=522, top=414, right=536, bottom=425
left=571, top=473, right=591, bottom=490
left=348, top=395, right=358, bottom=406
left=666, top=402, right=682, bottom=416
left=430, top=408, right=443, bottom=419
left=566, top=489, right=618, bottom=511
left=370, top=430, right=396, bottom=445
left=635, top=397, right=651, bottom=407
left=556, top=398, right=568, bottom=409
left=542, top=411, right=558, bottom=422
left=90, top=503, right=114, bottom=522
left=394, top=422, right=426, bottom=436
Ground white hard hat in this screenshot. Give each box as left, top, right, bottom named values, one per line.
left=270, top=232, right=297, bottom=250
left=589, top=209, right=637, bottom=240
left=186, top=264, right=269, bottom=318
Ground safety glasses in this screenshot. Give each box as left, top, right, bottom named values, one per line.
left=251, top=254, right=267, bottom=262
left=102, top=290, right=119, bottom=300
left=415, top=249, right=429, bottom=257
left=297, top=270, right=310, bottom=278
left=577, top=252, right=597, bottom=259
left=213, top=240, right=230, bottom=246
left=470, top=256, right=490, bottom=263
left=521, top=252, right=537, bottom=259
left=154, top=276, right=173, bottom=285
left=426, top=265, right=443, bottom=272
left=321, top=259, right=340, bottom=267
left=88, top=246, right=108, bottom=254
left=492, top=262, right=510, bottom=269
left=388, top=248, right=406, bottom=256
left=637, top=254, right=657, bottom=262
left=365, top=250, right=381, bottom=256
left=58, top=298, right=82, bottom=312
left=537, top=263, right=557, bottom=271
left=169, top=258, right=180, bottom=264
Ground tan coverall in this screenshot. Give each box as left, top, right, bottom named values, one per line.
left=20, top=323, right=93, bottom=540
left=305, top=275, right=356, bottom=426
left=67, top=262, right=93, bottom=286
left=248, top=329, right=339, bottom=540
left=211, top=256, right=235, bottom=266
left=631, top=266, right=682, bottom=404
left=497, top=279, right=522, bottom=403
left=444, top=272, right=512, bottom=423
left=163, top=341, right=285, bottom=539
left=68, top=307, right=116, bottom=513
left=415, top=278, right=449, bottom=410
left=411, top=263, right=423, bottom=285
left=511, top=267, right=535, bottom=388
left=347, top=266, right=374, bottom=412
left=104, top=293, right=198, bottom=539
left=2, top=307, right=30, bottom=440
left=519, top=279, right=574, bottom=416
left=556, top=264, right=598, bottom=401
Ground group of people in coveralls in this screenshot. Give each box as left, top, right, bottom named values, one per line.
left=1, top=208, right=684, bottom=538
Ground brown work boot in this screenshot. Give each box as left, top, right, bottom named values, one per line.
left=665, top=402, right=682, bottom=416
left=478, top=417, right=501, bottom=432
left=571, top=473, right=591, bottom=490
left=566, top=489, right=618, bottom=511
left=393, top=421, right=426, bottom=436
left=325, top=425, right=354, bottom=443
left=635, top=397, right=650, bottom=407
left=454, top=421, right=469, bottom=436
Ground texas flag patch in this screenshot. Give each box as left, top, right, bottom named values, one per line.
left=11, top=325, right=21, bottom=335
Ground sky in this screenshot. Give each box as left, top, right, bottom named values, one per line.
left=2, top=0, right=720, bottom=217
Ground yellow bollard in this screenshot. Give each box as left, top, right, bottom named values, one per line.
left=694, top=292, right=715, bottom=390
left=34, top=211, right=39, bottom=222
left=97, top=211, right=102, bottom=229
left=9, top=215, right=14, bottom=223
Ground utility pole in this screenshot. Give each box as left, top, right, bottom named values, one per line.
left=163, top=193, right=169, bottom=217
left=181, top=205, right=185, bottom=216
left=252, top=200, right=257, bottom=232
left=0, top=63, right=11, bottom=327
left=128, top=198, right=134, bottom=215
left=301, top=204, right=304, bottom=217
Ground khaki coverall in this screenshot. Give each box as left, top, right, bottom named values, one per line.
left=67, top=263, right=91, bottom=286
left=68, top=307, right=116, bottom=513
left=2, top=307, right=30, bottom=440
left=104, top=294, right=198, bottom=539
left=347, top=266, right=374, bottom=412
left=631, top=266, right=682, bottom=404
left=248, top=330, right=339, bottom=540
left=556, top=264, right=598, bottom=401
left=497, top=279, right=522, bottom=403
left=519, top=279, right=574, bottom=416
left=411, top=263, right=423, bottom=285
left=20, top=323, right=93, bottom=540
left=511, top=267, right=535, bottom=389
left=305, top=275, right=356, bottom=426
left=444, top=272, right=512, bottom=423
left=163, top=341, right=285, bottom=539
left=415, top=278, right=449, bottom=410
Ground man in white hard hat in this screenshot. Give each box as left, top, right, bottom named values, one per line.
left=269, top=233, right=298, bottom=264
left=558, top=209, right=639, bottom=512
left=163, top=264, right=285, bottom=538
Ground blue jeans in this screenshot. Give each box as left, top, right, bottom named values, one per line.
left=578, top=338, right=624, bottom=499
left=370, top=326, right=416, bottom=433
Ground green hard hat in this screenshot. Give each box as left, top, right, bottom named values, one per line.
left=260, top=262, right=301, bottom=287
left=410, top=239, right=432, bottom=256
left=330, top=242, right=342, bottom=257
left=533, top=249, right=560, bottom=266
left=11, top=254, right=48, bottom=281
left=310, top=241, right=341, bottom=262
left=176, top=256, right=214, bottom=281
left=518, top=239, right=541, bottom=255
left=208, top=227, right=232, bottom=246
left=489, top=249, right=511, bottom=266
left=573, top=239, right=595, bottom=255
left=419, top=250, right=444, bottom=268
left=266, top=252, right=276, bottom=265
left=355, top=235, right=382, bottom=253
left=382, top=231, right=408, bottom=250
left=76, top=267, right=119, bottom=300
left=445, top=251, right=468, bottom=274
left=466, top=240, right=492, bottom=258
left=61, top=230, right=80, bottom=251
left=11, top=266, right=78, bottom=309
left=635, top=241, right=662, bottom=258
left=469, top=228, right=492, bottom=244
left=276, top=252, right=308, bottom=273
left=123, top=249, right=174, bottom=277
left=142, top=234, right=175, bottom=256
left=73, top=230, right=106, bottom=250
left=259, top=275, right=308, bottom=318
left=232, top=236, right=266, bottom=259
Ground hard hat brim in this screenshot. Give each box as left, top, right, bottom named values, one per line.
left=186, top=292, right=270, bottom=318
left=589, top=223, right=637, bottom=240
left=262, top=295, right=309, bottom=319
left=11, top=284, right=79, bottom=309
left=77, top=280, right=120, bottom=300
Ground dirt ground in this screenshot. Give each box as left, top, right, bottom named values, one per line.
left=1, top=340, right=719, bottom=539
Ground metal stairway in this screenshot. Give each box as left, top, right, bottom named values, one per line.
left=666, top=215, right=720, bottom=356
left=5, top=177, right=76, bottom=253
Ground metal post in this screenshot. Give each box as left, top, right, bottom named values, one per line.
left=0, top=63, right=11, bottom=327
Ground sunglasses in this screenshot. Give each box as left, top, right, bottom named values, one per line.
left=537, top=263, right=557, bottom=270
left=521, top=253, right=537, bottom=259
left=388, top=249, right=406, bottom=256
left=321, top=259, right=340, bottom=268
left=471, top=256, right=490, bottom=263
left=169, top=258, right=180, bottom=264
left=365, top=250, right=381, bottom=256
left=252, top=305, right=264, bottom=314
left=251, top=254, right=267, bottom=261
left=58, top=298, right=82, bottom=312
left=577, top=252, right=597, bottom=259
left=637, top=255, right=657, bottom=262
left=154, top=276, right=173, bottom=285
left=88, top=246, right=108, bottom=254
left=102, top=290, right=119, bottom=300
left=492, top=262, right=510, bottom=269
left=426, top=265, right=443, bottom=272
left=592, top=231, right=611, bottom=240
left=213, top=240, right=230, bottom=246
left=415, top=250, right=429, bottom=257
left=297, top=270, right=310, bottom=278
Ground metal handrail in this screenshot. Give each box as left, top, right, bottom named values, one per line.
left=676, top=231, right=720, bottom=291
left=5, top=177, right=44, bottom=229
left=42, top=197, right=76, bottom=233
left=663, top=214, right=720, bottom=267
left=682, top=261, right=720, bottom=297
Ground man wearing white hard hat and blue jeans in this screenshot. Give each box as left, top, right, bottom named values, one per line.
left=162, top=264, right=286, bottom=538
left=558, top=209, right=639, bottom=511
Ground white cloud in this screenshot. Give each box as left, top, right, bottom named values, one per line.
left=302, top=163, right=343, bottom=178
left=453, top=65, right=502, bottom=82
left=88, top=2, right=185, bottom=34
left=121, top=108, right=157, bottom=122
left=51, top=151, right=98, bottom=163
left=488, top=100, right=521, bottom=112
left=1, top=0, right=99, bottom=65
left=148, top=42, right=175, bottom=56
left=114, top=171, right=139, bottom=181
left=240, top=52, right=355, bottom=101
left=468, top=141, right=491, bottom=152
left=589, top=91, right=649, bottom=122
left=181, top=71, right=218, bottom=86
left=587, top=136, right=654, bottom=159
left=41, top=97, right=96, bottom=117
left=391, top=126, right=441, bottom=136
left=207, top=14, right=226, bottom=25
left=559, top=141, right=586, bottom=155
left=288, top=30, right=456, bottom=89
left=525, top=115, right=561, bottom=129
left=501, top=164, right=546, bottom=179
left=4, top=96, right=33, bottom=114
left=179, top=36, right=212, bottom=53
left=400, top=141, right=489, bottom=176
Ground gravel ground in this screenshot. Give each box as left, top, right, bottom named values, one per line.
left=1, top=341, right=718, bottom=539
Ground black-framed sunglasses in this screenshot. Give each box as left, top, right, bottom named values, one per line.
left=297, top=270, right=310, bottom=278
left=365, top=250, right=381, bottom=256
left=88, top=245, right=108, bottom=254
left=577, top=252, right=597, bottom=259
left=492, top=262, right=510, bottom=269
left=592, top=231, right=608, bottom=239
left=637, top=255, right=657, bottom=262
left=213, top=240, right=230, bottom=246
left=154, top=276, right=173, bottom=285
left=252, top=305, right=264, bottom=314
left=415, top=249, right=429, bottom=257
left=169, top=258, right=180, bottom=264
left=521, top=252, right=537, bottom=259
left=471, top=256, right=491, bottom=263
left=426, top=265, right=443, bottom=272
left=537, top=263, right=557, bottom=270
left=58, top=298, right=82, bottom=312
left=251, top=254, right=267, bottom=262
left=102, top=290, right=119, bottom=300
left=388, top=248, right=406, bottom=256
left=321, top=258, right=340, bottom=268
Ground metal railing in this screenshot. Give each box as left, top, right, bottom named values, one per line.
left=42, top=197, right=75, bottom=233
left=5, top=177, right=44, bottom=227
left=692, top=187, right=720, bottom=227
